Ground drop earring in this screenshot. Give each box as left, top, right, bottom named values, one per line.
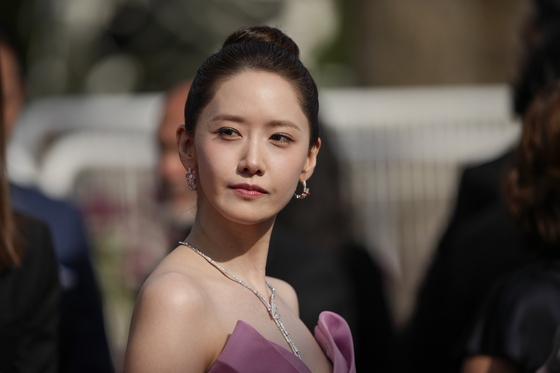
left=185, top=167, right=197, bottom=191
left=293, top=180, right=310, bottom=199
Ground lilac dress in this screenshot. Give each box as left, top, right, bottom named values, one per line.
left=209, top=311, right=356, bottom=373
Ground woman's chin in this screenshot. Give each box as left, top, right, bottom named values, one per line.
left=197, top=193, right=290, bottom=227
left=223, top=210, right=277, bottom=227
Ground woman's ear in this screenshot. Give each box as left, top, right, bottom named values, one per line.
left=300, top=138, right=321, bottom=182
left=177, top=125, right=197, bottom=170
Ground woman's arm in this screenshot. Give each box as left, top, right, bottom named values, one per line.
left=125, top=272, right=214, bottom=373
left=462, top=355, right=518, bottom=373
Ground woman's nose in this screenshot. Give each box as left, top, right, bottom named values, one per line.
left=237, top=138, right=266, bottom=176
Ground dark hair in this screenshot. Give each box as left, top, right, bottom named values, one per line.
left=505, top=80, right=560, bottom=247
left=0, top=49, right=22, bottom=271
left=0, top=20, right=25, bottom=82
left=184, top=26, right=319, bottom=147
left=534, top=0, right=560, bottom=30
left=514, top=23, right=560, bottom=117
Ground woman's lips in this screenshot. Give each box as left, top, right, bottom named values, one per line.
left=230, top=183, right=268, bottom=199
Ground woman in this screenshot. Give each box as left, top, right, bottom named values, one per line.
left=461, top=80, right=560, bottom=373
left=125, top=26, right=355, bottom=372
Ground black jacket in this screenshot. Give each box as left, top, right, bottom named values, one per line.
left=0, top=213, right=60, bottom=373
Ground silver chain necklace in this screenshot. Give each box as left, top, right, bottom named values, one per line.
left=178, top=241, right=302, bottom=359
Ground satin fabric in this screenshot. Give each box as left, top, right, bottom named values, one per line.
left=466, top=260, right=560, bottom=373
left=209, top=311, right=356, bottom=373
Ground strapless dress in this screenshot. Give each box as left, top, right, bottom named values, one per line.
left=208, top=311, right=356, bottom=373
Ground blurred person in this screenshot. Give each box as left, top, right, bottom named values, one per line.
left=126, top=26, right=355, bottom=372
left=401, top=3, right=560, bottom=373
left=0, top=45, right=60, bottom=372
left=157, top=81, right=197, bottom=244
left=462, top=80, right=560, bottom=373
left=0, top=25, right=113, bottom=372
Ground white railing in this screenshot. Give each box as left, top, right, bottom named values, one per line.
left=320, top=86, right=519, bottom=321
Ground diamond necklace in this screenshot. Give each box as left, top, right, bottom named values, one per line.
left=178, top=241, right=302, bottom=359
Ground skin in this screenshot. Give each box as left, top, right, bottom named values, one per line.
left=462, top=355, right=518, bottom=373
left=125, top=71, right=329, bottom=372
left=0, top=43, right=25, bottom=138
left=157, top=82, right=197, bottom=228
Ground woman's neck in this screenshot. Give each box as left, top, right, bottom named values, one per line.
left=184, top=204, right=275, bottom=292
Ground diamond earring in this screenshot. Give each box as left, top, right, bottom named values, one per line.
left=185, top=167, right=197, bottom=191
left=293, top=180, right=310, bottom=199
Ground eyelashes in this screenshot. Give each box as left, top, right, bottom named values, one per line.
left=269, top=133, right=294, bottom=144
left=217, top=128, right=295, bottom=145
left=217, top=128, right=240, bottom=138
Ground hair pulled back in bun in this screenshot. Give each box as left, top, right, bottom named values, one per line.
left=505, top=80, right=560, bottom=248
left=184, top=26, right=319, bottom=147
left=222, top=26, right=300, bottom=58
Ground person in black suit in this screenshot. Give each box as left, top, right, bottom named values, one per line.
left=401, top=2, right=560, bottom=372
left=0, top=213, right=60, bottom=373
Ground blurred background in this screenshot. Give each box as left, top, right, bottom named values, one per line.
left=1, top=0, right=531, bottom=369
left=1, top=0, right=528, bottom=95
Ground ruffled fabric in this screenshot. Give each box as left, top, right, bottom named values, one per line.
left=315, top=312, right=356, bottom=373
left=209, top=311, right=355, bottom=373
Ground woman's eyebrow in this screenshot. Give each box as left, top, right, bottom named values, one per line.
left=267, top=120, right=301, bottom=131
left=210, top=114, right=245, bottom=123
left=209, top=115, right=301, bottom=131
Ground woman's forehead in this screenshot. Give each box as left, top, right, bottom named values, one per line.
left=203, top=71, right=307, bottom=126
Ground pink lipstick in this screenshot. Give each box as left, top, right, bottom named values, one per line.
left=230, top=183, right=268, bottom=199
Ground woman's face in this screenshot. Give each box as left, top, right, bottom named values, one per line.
left=179, top=70, right=319, bottom=226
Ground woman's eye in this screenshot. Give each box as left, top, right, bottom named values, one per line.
left=218, top=128, right=239, bottom=138
left=270, top=134, right=294, bottom=144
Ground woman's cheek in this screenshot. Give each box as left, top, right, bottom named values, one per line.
left=272, top=156, right=304, bottom=199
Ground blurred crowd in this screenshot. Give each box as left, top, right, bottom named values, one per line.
left=2, top=0, right=560, bottom=372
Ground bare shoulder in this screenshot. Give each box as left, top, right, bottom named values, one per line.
left=138, top=270, right=207, bottom=313
left=125, top=270, right=214, bottom=372
left=267, top=276, right=299, bottom=316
